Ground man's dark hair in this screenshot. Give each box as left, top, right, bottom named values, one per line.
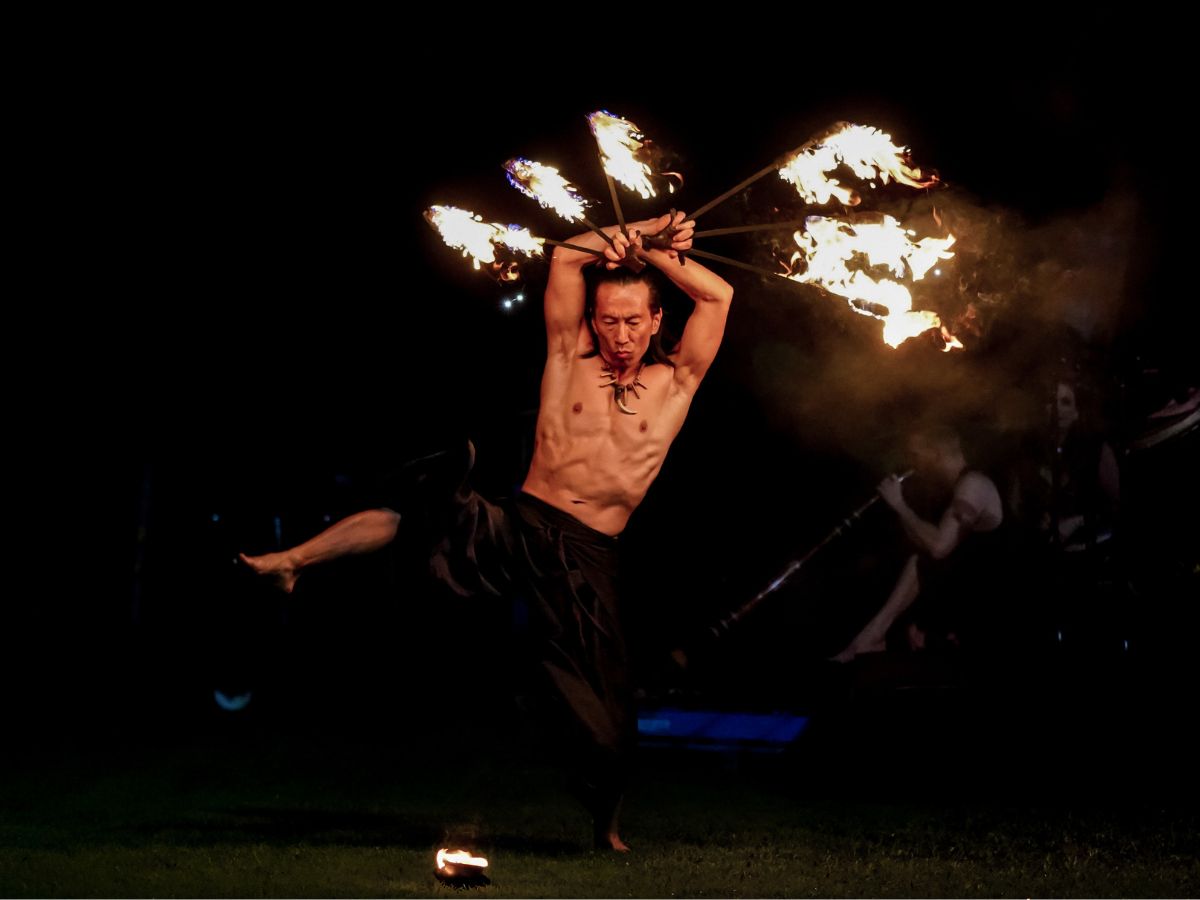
left=581, top=266, right=677, bottom=367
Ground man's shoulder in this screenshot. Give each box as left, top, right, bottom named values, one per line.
left=955, top=470, right=1001, bottom=504
left=958, top=469, right=998, bottom=489
left=955, top=470, right=1003, bottom=524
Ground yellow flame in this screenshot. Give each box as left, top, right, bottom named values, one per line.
left=778, top=153, right=858, bottom=206
left=777, top=123, right=936, bottom=206
left=426, top=205, right=544, bottom=271
left=436, top=849, right=489, bottom=870
left=505, top=158, right=590, bottom=221
left=494, top=225, right=544, bottom=257
left=882, top=310, right=944, bottom=348
left=907, top=233, right=957, bottom=281
left=786, top=215, right=958, bottom=348
left=587, top=110, right=657, bottom=199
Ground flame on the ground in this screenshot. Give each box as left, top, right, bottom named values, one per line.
left=785, top=214, right=958, bottom=349
left=587, top=110, right=657, bottom=199
left=436, top=849, right=489, bottom=870
left=777, top=122, right=937, bottom=206
left=505, top=157, right=591, bottom=220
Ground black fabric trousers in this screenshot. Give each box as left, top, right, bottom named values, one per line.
left=391, top=445, right=634, bottom=827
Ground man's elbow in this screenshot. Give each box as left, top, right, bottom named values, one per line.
left=696, top=280, right=733, bottom=306
left=928, top=540, right=956, bottom=561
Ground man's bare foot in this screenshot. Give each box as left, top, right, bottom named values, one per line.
left=831, top=634, right=886, bottom=663
left=593, top=817, right=629, bottom=852
left=906, top=622, right=927, bottom=651
left=601, top=832, right=630, bottom=852
left=1149, top=386, right=1199, bottom=418
left=238, top=551, right=299, bottom=593
left=583, top=789, right=628, bottom=852
left=830, top=645, right=856, bottom=664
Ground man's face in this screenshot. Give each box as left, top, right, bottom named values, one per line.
left=1054, top=382, right=1079, bottom=431
left=592, top=282, right=661, bottom=367
left=908, top=435, right=952, bottom=483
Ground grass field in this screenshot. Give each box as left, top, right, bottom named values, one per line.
left=3, top=679, right=1197, bottom=899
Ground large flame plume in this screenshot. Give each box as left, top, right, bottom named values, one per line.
left=505, top=157, right=591, bottom=221
left=425, top=205, right=544, bottom=280
left=587, top=110, right=658, bottom=199
left=777, top=123, right=937, bottom=207
left=786, top=214, right=958, bottom=348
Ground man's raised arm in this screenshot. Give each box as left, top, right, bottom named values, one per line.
left=544, top=226, right=611, bottom=358
left=637, top=212, right=733, bottom=391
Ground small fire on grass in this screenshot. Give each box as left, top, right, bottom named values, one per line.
left=435, top=848, right=490, bottom=888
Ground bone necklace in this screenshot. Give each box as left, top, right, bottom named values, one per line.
left=599, top=359, right=647, bottom=415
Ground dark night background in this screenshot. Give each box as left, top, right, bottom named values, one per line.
left=12, top=27, right=1197, bottom=807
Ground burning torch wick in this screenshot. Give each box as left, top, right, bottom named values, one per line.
left=436, top=849, right=488, bottom=870
left=674, top=252, right=953, bottom=350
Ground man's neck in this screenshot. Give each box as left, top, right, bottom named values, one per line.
left=599, top=352, right=644, bottom=384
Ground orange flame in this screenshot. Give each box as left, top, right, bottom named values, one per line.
left=587, top=110, right=657, bottom=199
left=425, top=205, right=544, bottom=272
left=436, top=849, right=489, bottom=870
left=505, top=158, right=590, bottom=221
left=491, top=261, right=521, bottom=283
left=939, top=326, right=964, bottom=352
left=786, top=214, right=958, bottom=348
left=777, top=123, right=937, bottom=206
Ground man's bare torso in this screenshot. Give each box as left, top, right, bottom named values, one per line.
left=522, top=347, right=694, bottom=536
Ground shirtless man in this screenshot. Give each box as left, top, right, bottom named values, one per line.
left=522, top=212, right=732, bottom=531
left=240, top=212, right=733, bottom=849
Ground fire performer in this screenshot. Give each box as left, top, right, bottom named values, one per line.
left=832, top=425, right=1005, bottom=662
left=239, top=211, right=733, bottom=851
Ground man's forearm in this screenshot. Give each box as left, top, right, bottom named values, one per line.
left=893, top=502, right=942, bottom=556
left=639, top=246, right=733, bottom=305
left=557, top=218, right=658, bottom=266
left=552, top=230, right=607, bottom=269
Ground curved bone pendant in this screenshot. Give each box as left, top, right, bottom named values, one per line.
left=614, top=385, right=636, bottom=415
left=600, top=363, right=647, bottom=415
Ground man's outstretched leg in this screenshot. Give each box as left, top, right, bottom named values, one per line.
left=239, top=508, right=402, bottom=593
